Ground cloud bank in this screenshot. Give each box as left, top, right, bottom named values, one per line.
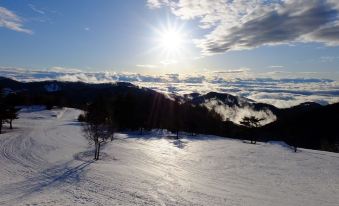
left=148, top=0, right=339, bottom=55
left=203, top=99, right=277, bottom=125
left=1, top=67, right=338, bottom=108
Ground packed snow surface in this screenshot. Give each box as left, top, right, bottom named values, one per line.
left=0, top=107, right=338, bottom=205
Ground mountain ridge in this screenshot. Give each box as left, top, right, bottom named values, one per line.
left=1, top=76, right=338, bottom=152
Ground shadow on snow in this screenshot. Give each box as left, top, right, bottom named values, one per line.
left=0, top=152, right=95, bottom=203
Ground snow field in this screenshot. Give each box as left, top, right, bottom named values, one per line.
left=0, top=108, right=338, bottom=205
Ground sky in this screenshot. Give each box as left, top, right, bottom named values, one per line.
left=1, top=0, right=339, bottom=107
left=0, top=0, right=339, bottom=77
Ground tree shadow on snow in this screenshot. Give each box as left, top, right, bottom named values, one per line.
left=74, top=149, right=118, bottom=161
left=171, top=139, right=187, bottom=149
left=0, top=153, right=95, bottom=203
left=120, top=134, right=188, bottom=149
left=62, top=122, right=82, bottom=127
left=117, top=131, right=230, bottom=150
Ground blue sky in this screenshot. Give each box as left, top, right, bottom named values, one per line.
left=0, top=0, right=339, bottom=79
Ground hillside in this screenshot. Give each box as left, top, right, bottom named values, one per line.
left=1, top=77, right=338, bottom=152
left=0, top=77, right=325, bottom=123
left=0, top=107, right=338, bottom=205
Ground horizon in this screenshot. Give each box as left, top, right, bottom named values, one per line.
left=1, top=66, right=339, bottom=108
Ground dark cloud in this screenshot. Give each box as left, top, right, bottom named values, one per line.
left=200, top=1, right=339, bottom=53
left=309, top=24, right=339, bottom=44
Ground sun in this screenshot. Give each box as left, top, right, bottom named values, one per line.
left=147, top=20, right=191, bottom=70
left=159, top=29, right=184, bottom=53
left=153, top=22, right=187, bottom=57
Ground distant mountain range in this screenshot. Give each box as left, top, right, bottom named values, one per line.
left=1, top=76, right=338, bottom=152
left=0, top=76, right=322, bottom=124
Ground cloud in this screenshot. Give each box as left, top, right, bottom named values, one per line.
left=28, top=4, right=45, bottom=15
left=269, top=65, right=284, bottom=68
left=0, top=66, right=338, bottom=108
left=147, top=0, right=169, bottom=9
left=136, top=64, right=157, bottom=69
left=320, top=56, right=339, bottom=62
left=136, top=61, right=178, bottom=68
left=148, top=0, right=339, bottom=55
left=46, top=66, right=82, bottom=73
left=212, top=68, right=251, bottom=74
left=0, top=6, right=32, bottom=34
left=204, top=99, right=277, bottom=125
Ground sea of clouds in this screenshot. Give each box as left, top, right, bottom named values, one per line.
left=1, top=67, right=339, bottom=108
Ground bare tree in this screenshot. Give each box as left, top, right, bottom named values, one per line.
left=81, top=96, right=116, bottom=160
left=82, top=122, right=112, bottom=160
left=240, top=116, right=264, bottom=144
left=5, top=106, right=19, bottom=129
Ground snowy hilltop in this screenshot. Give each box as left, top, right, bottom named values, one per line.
left=0, top=107, right=338, bottom=205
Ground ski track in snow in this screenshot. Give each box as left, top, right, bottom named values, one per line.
left=0, top=107, right=338, bottom=205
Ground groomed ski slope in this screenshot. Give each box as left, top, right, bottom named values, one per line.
left=0, top=107, right=338, bottom=206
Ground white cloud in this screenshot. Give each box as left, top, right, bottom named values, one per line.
left=147, top=0, right=169, bottom=9
left=148, top=0, right=339, bottom=55
left=269, top=65, right=284, bottom=68
left=0, top=6, right=32, bottom=34
left=47, top=66, right=82, bottom=73
left=203, top=99, right=277, bottom=125
left=211, top=68, right=251, bottom=74
left=136, top=64, right=157, bottom=69
left=0, top=66, right=338, bottom=108
left=28, top=4, right=45, bottom=15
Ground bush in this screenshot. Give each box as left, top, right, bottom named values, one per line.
left=78, top=114, right=86, bottom=122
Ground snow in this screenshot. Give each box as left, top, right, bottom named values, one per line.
left=0, top=108, right=338, bottom=205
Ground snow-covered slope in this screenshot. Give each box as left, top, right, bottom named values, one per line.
left=0, top=108, right=338, bottom=205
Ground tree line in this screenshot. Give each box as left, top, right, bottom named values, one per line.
left=79, top=92, right=240, bottom=159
